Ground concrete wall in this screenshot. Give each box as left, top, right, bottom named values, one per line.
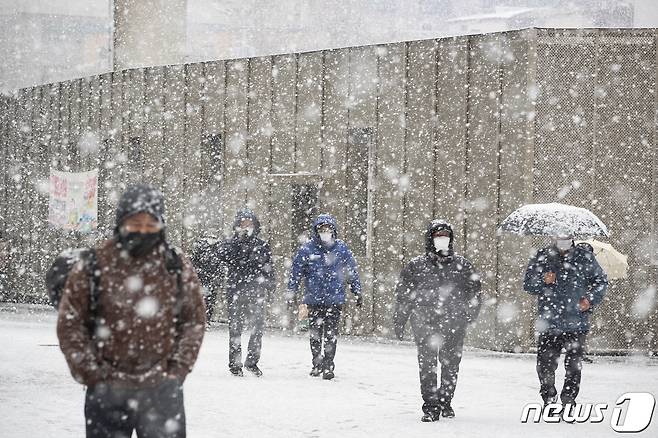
left=1, top=28, right=657, bottom=353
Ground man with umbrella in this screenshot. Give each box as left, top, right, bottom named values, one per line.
left=523, top=235, right=608, bottom=408
left=500, top=203, right=610, bottom=410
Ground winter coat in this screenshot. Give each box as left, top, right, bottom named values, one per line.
left=524, top=244, right=608, bottom=334
left=57, top=184, right=206, bottom=388
left=191, top=236, right=222, bottom=290
left=288, top=214, right=362, bottom=306
left=393, top=220, right=482, bottom=339
left=57, top=239, right=206, bottom=388
left=215, top=209, right=276, bottom=299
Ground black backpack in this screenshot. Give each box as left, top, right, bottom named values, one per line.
left=45, top=248, right=99, bottom=310
left=46, top=245, right=184, bottom=324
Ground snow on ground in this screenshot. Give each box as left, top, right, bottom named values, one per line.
left=1, top=304, right=657, bottom=438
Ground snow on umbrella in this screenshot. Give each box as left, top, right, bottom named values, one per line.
left=576, top=239, right=628, bottom=280
left=498, top=203, right=609, bottom=238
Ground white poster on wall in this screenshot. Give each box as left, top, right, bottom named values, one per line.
left=48, top=169, right=98, bottom=233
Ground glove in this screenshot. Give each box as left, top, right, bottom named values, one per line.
left=394, top=324, right=404, bottom=341
left=298, top=304, right=309, bottom=320
left=355, top=294, right=363, bottom=308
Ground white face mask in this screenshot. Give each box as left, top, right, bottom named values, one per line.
left=556, top=238, right=572, bottom=251
left=319, top=231, right=333, bottom=244
left=433, top=236, right=450, bottom=252
left=238, top=227, right=254, bottom=237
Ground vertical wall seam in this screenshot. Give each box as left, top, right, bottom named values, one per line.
left=401, top=42, right=410, bottom=261
left=245, top=58, right=252, bottom=204
left=463, top=37, right=472, bottom=254
left=293, top=53, right=300, bottom=174
left=319, top=51, right=327, bottom=173
left=432, top=39, right=440, bottom=220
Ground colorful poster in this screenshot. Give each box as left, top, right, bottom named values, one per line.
left=48, top=169, right=98, bottom=233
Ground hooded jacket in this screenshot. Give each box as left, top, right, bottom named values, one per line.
left=288, top=214, right=361, bottom=306
left=57, top=184, right=206, bottom=388
left=114, top=183, right=166, bottom=232
left=191, top=236, right=221, bottom=288
left=214, top=209, right=275, bottom=299
left=393, top=220, right=482, bottom=336
left=524, top=244, right=608, bottom=334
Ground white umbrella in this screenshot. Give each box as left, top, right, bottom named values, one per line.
left=576, top=239, right=628, bottom=280
left=498, top=203, right=609, bottom=238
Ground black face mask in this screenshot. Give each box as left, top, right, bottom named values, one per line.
left=118, top=231, right=164, bottom=258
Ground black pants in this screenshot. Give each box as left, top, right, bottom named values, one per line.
left=308, top=305, right=342, bottom=371
left=415, top=327, right=466, bottom=415
left=85, top=379, right=185, bottom=438
left=536, top=331, right=587, bottom=404
left=228, top=295, right=265, bottom=369
left=203, top=287, right=218, bottom=322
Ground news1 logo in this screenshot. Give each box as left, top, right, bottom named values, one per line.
left=521, top=392, right=656, bottom=433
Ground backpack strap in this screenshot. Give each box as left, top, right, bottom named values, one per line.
left=164, top=245, right=185, bottom=324
left=84, top=249, right=101, bottom=333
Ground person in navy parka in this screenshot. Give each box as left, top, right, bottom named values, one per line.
left=216, top=209, right=276, bottom=377
left=287, top=214, right=362, bottom=380
left=524, top=237, right=608, bottom=407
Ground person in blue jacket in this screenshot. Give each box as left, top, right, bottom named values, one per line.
left=287, top=213, right=362, bottom=380
left=524, top=236, right=608, bottom=408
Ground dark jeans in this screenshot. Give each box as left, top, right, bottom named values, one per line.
left=308, top=305, right=342, bottom=371
left=85, top=379, right=185, bottom=438
left=415, top=327, right=466, bottom=415
left=228, top=295, right=265, bottom=369
left=536, top=331, right=587, bottom=404
left=203, top=286, right=218, bottom=322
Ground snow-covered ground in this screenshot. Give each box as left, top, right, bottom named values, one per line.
left=1, top=304, right=657, bottom=438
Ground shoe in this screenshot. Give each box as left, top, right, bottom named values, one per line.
left=245, top=365, right=263, bottom=377
left=543, top=396, right=557, bottom=408
left=440, top=404, right=455, bottom=418
left=561, top=403, right=576, bottom=423
left=421, top=411, right=441, bottom=422
left=322, top=370, right=335, bottom=380
left=229, top=367, right=243, bottom=377
left=309, top=367, right=322, bottom=377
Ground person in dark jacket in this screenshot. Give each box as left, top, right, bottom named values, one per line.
left=287, top=213, right=362, bottom=380
left=524, top=237, right=608, bottom=408
left=191, top=236, right=222, bottom=324
left=57, top=184, right=206, bottom=438
left=215, top=208, right=275, bottom=377
left=393, top=220, right=482, bottom=422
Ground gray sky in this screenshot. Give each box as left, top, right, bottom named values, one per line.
left=1, top=0, right=657, bottom=90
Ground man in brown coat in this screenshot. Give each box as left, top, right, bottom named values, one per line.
left=57, top=184, right=206, bottom=438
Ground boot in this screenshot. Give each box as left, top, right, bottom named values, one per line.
left=440, top=404, right=455, bottom=418
left=420, top=411, right=440, bottom=422
left=543, top=395, right=557, bottom=408
left=245, top=365, right=263, bottom=377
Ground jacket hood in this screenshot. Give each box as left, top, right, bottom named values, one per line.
left=115, top=184, right=166, bottom=233
left=312, top=214, right=338, bottom=242
left=425, top=219, right=454, bottom=256
left=233, top=208, right=261, bottom=237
